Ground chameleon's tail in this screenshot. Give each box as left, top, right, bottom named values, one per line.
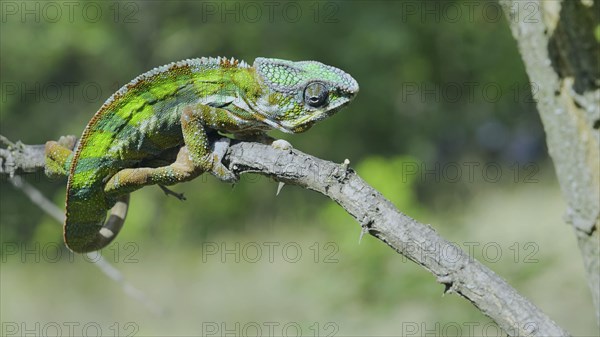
left=64, top=194, right=130, bottom=253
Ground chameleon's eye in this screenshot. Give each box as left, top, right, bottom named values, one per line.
left=304, top=82, right=328, bottom=107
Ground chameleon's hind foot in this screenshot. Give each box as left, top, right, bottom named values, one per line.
left=57, top=135, right=77, bottom=150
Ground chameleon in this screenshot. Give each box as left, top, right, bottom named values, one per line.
left=45, top=56, right=359, bottom=253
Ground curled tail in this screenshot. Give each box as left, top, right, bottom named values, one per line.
left=64, top=193, right=130, bottom=253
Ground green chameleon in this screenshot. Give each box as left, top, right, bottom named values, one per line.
left=45, top=57, right=358, bottom=253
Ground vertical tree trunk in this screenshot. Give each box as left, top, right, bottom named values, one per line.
left=499, top=0, right=600, bottom=325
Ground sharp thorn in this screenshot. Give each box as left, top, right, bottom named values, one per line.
left=158, top=185, right=186, bottom=201
left=276, top=182, right=285, bottom=196
left=359, top=226, right=368, bottom=244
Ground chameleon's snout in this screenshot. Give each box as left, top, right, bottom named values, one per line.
left=340, top=72, right=359, bottom=97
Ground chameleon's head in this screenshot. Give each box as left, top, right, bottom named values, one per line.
left=252, top=57, right=358, bottom=133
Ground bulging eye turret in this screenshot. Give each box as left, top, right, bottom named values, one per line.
left=304, top=82, right=328, bottom=108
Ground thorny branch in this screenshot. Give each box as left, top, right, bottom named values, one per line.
left=0, top=136, right=569, bottom=336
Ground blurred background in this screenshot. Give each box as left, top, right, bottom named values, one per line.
left=1, top=0, right=597, bottom=336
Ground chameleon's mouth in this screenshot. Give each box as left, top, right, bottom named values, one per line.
left=281, top=98, right=353, bottom=133
left=234, top=90, right=354, bottom=134
left=278, top=111, right=329, bottom=134
left=256, top=115, right=296, bottom=134
left=252, top=113, right=315, bottom=134
left=233, top=96, right=298, bottom=134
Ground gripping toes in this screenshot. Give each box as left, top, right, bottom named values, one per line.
left=181, top=105, right=238, bottom=183
left=207, top=137, right=237, bottom=183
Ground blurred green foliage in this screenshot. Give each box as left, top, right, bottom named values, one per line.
left=1, top=0, right=546, bottom=244
left=2, top=1, right=598, bottom=334
left=320, top=156, right=426, bottom=308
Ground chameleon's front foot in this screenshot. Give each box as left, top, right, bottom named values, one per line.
left=208, top=137, right=238, bottom=183
left=234, top=131, right=293, bottom=151
left=271, top=139, right=293, bottom=151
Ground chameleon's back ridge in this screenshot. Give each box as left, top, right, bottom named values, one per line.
left=49, top=56, right=358, bottom=252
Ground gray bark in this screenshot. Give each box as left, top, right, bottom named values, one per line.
left=1, top=138, right=569, bottom=336
left=499, top=0, right=600, bottom=325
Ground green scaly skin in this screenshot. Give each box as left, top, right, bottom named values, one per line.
left=45, top=57, right=359, bottom=253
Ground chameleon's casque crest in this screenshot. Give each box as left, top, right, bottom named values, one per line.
left=254, top=57, right=359, bottom=95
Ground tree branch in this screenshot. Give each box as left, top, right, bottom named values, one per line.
left=1, top=137, right=569, bottom=336
left=0, top=135, right=46, bottom=177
